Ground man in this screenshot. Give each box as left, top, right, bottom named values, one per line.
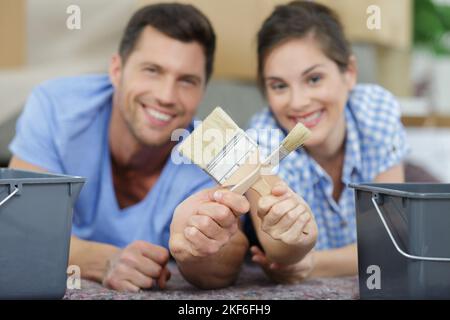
left=10, top=3, right=318, bottom=291
left=9, top=3, right=221, bottom=292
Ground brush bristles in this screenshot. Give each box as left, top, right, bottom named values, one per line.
left=281, top=123, right=311, bottom=152
left=178, top=106, right=240, bottom=170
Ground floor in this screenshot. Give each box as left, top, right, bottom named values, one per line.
left=64, top=262, right=359, bottom=300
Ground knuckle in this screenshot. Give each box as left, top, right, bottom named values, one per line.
left=119, top=255, right=136, bottom=268
left=271, top=204, right=284, bottom=217
left=218, top=206, right=232, bottom=220
left=258, top=197, right=269, bottom=212
left=132, top=240, right=145, bottom=248
left=207, top=244, right=220, bottom=255
left=281, top=234, right=296, bottom=245
left=239, top=198, right=250, bottom=213
left=104, top=276, right=118, bottom=289
left=271, top=231, right=283, bottom=241
left=198, top=216, right=211, bottom=229
left=229, top=222, right=238, bottom=234
left=159, top=250, right=170, bottom=263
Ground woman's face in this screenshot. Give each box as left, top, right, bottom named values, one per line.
left=263, top=36, right=356, bottom=149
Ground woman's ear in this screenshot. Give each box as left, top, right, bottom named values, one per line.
left=109, top=54, right=123, bottom=89
left=344, top=55, right=358, bottom=90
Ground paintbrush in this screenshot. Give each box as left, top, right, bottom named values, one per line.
left=178, top=107, right=310, bottom=196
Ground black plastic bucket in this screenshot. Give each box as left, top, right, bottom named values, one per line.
left=0, top=169, right=85, bottom=299
left=350, top=183, right=450, bottom=299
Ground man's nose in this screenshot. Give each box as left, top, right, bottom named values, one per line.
left=155, top=77, right=177, bottom=106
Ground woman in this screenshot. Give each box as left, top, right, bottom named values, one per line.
left=247, top=0, right=409, bottom=282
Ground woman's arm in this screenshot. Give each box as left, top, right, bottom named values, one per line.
left=374, top=164, right=404, bottom=183
left=246, top=175, right=318, bottom=265
left=252, top=163, right=405, bottom=281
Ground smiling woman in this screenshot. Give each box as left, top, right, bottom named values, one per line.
left=245, top=0, right=409, bottom=281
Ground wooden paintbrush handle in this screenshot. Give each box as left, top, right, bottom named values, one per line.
left=249, top=176, right=272, bottom=196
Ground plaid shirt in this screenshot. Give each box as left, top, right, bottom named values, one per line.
left=246, top=84, right=409, bottom=250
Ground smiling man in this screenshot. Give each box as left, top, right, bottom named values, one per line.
left=8, top=3, right=218, bottom=292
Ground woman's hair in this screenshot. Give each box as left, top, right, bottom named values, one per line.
left=257, top=1, right=352, bottom=92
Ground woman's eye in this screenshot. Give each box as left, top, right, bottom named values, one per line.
left=308, top=75, right=322, bottom=85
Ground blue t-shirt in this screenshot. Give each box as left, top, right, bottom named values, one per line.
left=9, top=74, right=215, bottom=249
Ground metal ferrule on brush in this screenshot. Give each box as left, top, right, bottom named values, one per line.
left=206, top=130, right=258, bottom=184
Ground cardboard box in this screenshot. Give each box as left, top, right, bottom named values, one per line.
left=0, top=0, right=26, bottom=68
left=138, top=0, right=412, bottom=83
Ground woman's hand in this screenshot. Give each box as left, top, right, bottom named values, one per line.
left=257, top=181, right=315, bottom=246
left=250, top=245, right=315, bottom=284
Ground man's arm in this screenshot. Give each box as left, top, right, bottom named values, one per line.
left=9, top=156, right=118, bottom=282
left=9, top=156, right=170, bottom=291
left=169, top=188, right=250, bottom=289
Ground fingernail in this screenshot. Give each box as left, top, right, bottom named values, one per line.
left=213, top=191, right=222, bottom=201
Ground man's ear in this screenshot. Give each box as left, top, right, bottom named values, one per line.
left=109, top=53, right=123, bottom=88
left=344, top=55, right=358, bottom=90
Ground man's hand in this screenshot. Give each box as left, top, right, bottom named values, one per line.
left=170, top=188, right=250, bottom=260
left=102, top=240, right=171, bottom=292
left=250, top=245, right=315, bottom=284
left=257, top=181, right=315, bottom=246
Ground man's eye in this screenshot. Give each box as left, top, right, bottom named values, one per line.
left=145, top=67, right=158, bottom=74
left=180, top=79, right=197, bottom=87
left=269, top=82, right=287, bottom=91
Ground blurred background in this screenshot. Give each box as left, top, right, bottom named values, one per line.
left=1, top=0, right=450, bottom=181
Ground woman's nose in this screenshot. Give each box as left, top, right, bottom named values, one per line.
left=289, top=87, right=311, bottom=111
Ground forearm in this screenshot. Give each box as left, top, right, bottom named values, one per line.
left=69, top=236, right=120, bottom=283
left=311, top=243, right=358, bottom=278
left=170, top=230, right=249, bottom=289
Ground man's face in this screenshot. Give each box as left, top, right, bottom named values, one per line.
left=110, top=26, right=207, bottom=147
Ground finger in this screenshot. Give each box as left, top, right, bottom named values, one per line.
left=184, top=226, right=221, bottom=256
left=211, top=189, right=250, bottom=216
left=187, top=214, right=230, bottom=243
left=157, top=266, right=171, bottom=289
left=133, top=241, right=170, bottom=265
left=133, top=255, right=165, bottom=279
left=262, top=203, right=306, bottom=238
left=250, top=245, right=264, bottom=256
left=271, top=181, right=289, bottom=197
left=257, top=193, right=291, bottom=218
left=264, top=198, right=301, bottom=226
left=197, top=202, right=236, bottom=228
left=280, top=211, right=311, bottom=244
left=250, top=246, right=270, bottom=266
left=123, top=267, right=154, bottom=289
left=119, top=280, right=142, bottom=293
